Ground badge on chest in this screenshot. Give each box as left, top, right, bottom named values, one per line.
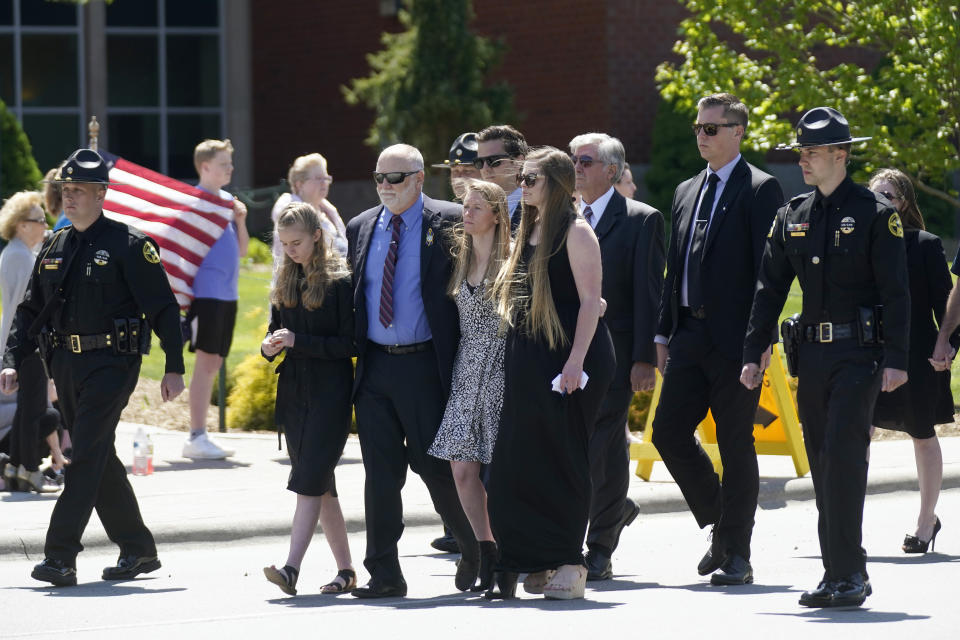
left=787, top=222, right=810, bottom=237
left=42, top=257, right=63, bottom=270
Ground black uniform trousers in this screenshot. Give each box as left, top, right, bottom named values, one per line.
left=797, top=340, right=882, bottom=579
left=354, top=345, right=476, bottom=584
left=9, top=352, right=59, bottom=472
left=44, top=349, right=154, bottom=566
left=586, top=330, right=635, bottom=555
left=650, top=317, right=760, bottom=559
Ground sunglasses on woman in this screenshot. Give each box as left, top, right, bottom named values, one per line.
left=879, top=191, right=901, bottom=201
left=373, top=170, right=418, bottom=184
left=691, top=122, right=739, bottom=136
left=516, top=173, right=539, bottom=187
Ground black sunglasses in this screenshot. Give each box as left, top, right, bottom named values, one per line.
left=879, top=191, right=901, bottom=201
left=516, top=172, right=539, bottom=187
left=373, top=170, right=419, bottom=185
left=472, top=154, right=512, bottom=170
left=570, top=155, right=602, bottom=168
left=692, top=122, right=739, bottom=136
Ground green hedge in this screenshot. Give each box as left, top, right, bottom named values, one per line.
left=0, top=98, right=43, bottom=200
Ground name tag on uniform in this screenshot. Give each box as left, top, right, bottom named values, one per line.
left=787, top=222, right=809, bottom=237
left=42, top=257, right=62, bottom=270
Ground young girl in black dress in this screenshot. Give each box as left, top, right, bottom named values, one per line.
left=262, top=202, right=356, bottom=596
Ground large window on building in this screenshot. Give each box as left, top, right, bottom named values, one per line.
left=0, top=0, right=83, bottom=173
left=106, top=0, right=224, bottom=179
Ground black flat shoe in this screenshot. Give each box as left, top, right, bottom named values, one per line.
left=585, top=549, right=613, bottom=581
left=430, top=532, right=460, bottom=554
left=903, top=517, right=942, bottom=554
left=102, top=555, right=161, bottom=580
left=351, top=579, right=407, bottom=599
left=483, top=570, right=518, bottom=600
left=471, top=541, right=498, bottom=592
left=709, top=554, right=753, bottom=585
left=830, top=572, right=871, bottom=607
left=799, top=575, right=835, bottom=608
left=32, top=558, right=77, bottom=587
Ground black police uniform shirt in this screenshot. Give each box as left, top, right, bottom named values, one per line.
left=2, top=212, right=185, bottom=375
left=743, top=175, right=910, bottom=371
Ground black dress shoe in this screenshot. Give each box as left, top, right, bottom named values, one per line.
left=697, top=530, right=727, bottom=576
left=612, top=500, right=641, bottom=547
left=351, top=579, right=408, bottom=599
left=32, top=558, right=77, bottom=587
left=585, top=549, right=613, bottom=581
left=709, top=554, right=753, bottom=585
left=430, top=532, right=460, bottom=554
left=102, top=555, right=161, bottom=580
left=831, top=572, right=871, bottom=607
left=799, top=575, right=835, bottom=608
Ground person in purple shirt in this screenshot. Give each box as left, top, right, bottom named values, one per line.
left=182, top=139, right=249, bottom=460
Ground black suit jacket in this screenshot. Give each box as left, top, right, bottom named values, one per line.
left=346, top=195, right=462, bottom=397
left=594, top=191, right=665, bottom=386
left=657, top=157, right=783, bottom=362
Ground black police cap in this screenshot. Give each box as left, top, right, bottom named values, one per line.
left=777, top=107, right=871, bottom=150
left=46, top=148, right=115, bottom=185
left=431, top=133, right=479, bottom=169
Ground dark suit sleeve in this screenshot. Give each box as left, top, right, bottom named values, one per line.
left=750, top=176, right=785, bottom=346
left=925, top=235, right=953, bottom=328
left=261, top=304, right=281, bottom=363
left=743, top=208, right=795, bottom=364
left=125, top=236, right=185, bottom=374
left=871, top=208, right=910, bottom=370
left=656, top=187, right=683, bottom=337
left=289, top=278, right=356, bottom=359
left=633, top=208, right=665, bottom=364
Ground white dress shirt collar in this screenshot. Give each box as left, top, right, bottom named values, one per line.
left=580, top=186, right=616, bottom=229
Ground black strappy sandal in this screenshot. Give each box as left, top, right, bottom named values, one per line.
left=263, top=564, right=299, bottom=596
left=320, top=568, right=357, bottom=594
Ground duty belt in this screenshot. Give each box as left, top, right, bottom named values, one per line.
left=49, top=332, right=113, bottom=353
left=802, top=322, right=856, bottom=343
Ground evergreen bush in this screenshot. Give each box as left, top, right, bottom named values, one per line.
left=226, top=351, right=280, bottom=432
left=0, top=98, right=43, bottom=200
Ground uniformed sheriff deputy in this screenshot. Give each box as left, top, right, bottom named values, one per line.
left=431, top=132, right=482, bottom=199
left=0, top=148, right=186, bottom=587
left=740, top=108, right=910, bottom=608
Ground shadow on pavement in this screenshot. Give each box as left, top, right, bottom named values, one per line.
left=12, top=581, right=187, bottom=597
left=663, top=582, right=798, bottom=595
left=762, top=609, right=930, bottom=623
left=0, top=492, right=60, bottom=503
left=144, top=459, right=253, bottom=472
left=586, top=578, right=660, bottom=592
left=865, top=552, right=960, bottom=564
left=268, top=591, right=622, bottom=610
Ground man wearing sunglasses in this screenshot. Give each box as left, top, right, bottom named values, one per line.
left=476, top=125, right=528, bottom=231
left=569, top=133, right=665, bottom=582
left=651, top=93, right=784, bottom=586
left=345, top=144, right=478, bottom=598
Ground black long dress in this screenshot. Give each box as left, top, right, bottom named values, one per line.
left=263, top=272, right=355, bottom=496
left=488, top=219, right=616, bottom=573
left=874, top=229, right=954, bottom=438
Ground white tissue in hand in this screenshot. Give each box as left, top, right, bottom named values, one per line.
left=551, top=371, right=589, bottom=393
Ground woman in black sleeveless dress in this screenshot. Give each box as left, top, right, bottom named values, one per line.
left=488, top=147, right=615, bottom=600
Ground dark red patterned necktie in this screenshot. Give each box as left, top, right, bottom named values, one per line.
left=379, top=214, right=403, bottom=328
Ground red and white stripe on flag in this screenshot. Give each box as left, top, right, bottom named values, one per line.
left=99, top=151, right=234, bottom=309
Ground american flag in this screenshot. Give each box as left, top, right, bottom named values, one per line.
left=99, top=150, right=234, bottom=309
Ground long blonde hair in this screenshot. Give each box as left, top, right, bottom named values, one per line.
left=448, top=180, right=511, bottom=299
left=492, top=147, right=576, bottom=350
left=271, top=202, right=350, bottom=310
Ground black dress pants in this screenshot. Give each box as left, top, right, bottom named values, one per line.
left=44, top=350, right=154, bottom=566
left=354, top=345, right=476, bottom=584
left=796, top=341, right=882, bottom=579
left=650, top=317, right=760, bottom=559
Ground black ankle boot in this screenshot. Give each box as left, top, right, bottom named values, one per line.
left=471, top=541, right=498, bottom=592
left=483, top=570, right=518, bottom=600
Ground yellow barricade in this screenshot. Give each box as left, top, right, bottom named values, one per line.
left=630, top=343, right=809, bottom=481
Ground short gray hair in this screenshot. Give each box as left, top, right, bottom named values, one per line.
left=379, top=144, right=424, bottom=171
left=568, top=133, right=625, bottom=183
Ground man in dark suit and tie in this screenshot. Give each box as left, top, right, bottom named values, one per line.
left=651, top=93, right=784, bottom=585
left=475, top=125, right=527, bottom=231
left=569, top=133, right=665, bottom=580
left=346, top=144, right=478, bottom=598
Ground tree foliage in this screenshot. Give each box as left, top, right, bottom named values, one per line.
left=342, top=0, right=515, bottom=164
left=0, top=99, right=43, bottom=201
left=656, top=0, right=960, bottom=208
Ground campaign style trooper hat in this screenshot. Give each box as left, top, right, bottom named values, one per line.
left=777, top=107, right=872, bottom=150
left=46, top=148, right=116, bottom=185
left=431, top=133, right=479, bottom=169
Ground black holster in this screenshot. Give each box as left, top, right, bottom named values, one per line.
left=112, top=317, right=151, bottom=355
left=780, top=313, right=802, bottom=377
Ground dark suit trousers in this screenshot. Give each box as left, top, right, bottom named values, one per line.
left=650, top=317, right=760, bottom=559
left=355, top=345, right=476, bottom=584
left=587, top=333, right=634, bottom=555
left=45, top=350, right=155, bottom=565
left=797, top=342, right=881, bottom=579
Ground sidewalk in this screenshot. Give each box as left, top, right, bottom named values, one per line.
left=2, top=422, right=959, bottom=556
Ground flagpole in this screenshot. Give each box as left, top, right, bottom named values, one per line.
left=88, top=116, right=99, bottom=151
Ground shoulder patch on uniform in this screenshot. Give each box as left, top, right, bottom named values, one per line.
left=142, top=241, right=161, bottom=264
left=888, top=212, right=904, bottom=238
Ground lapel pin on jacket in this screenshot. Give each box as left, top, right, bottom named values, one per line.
left=426, top=227, right=434, bottom=246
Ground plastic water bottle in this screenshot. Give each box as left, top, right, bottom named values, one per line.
left=132, top=427, right=152, bottom=476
